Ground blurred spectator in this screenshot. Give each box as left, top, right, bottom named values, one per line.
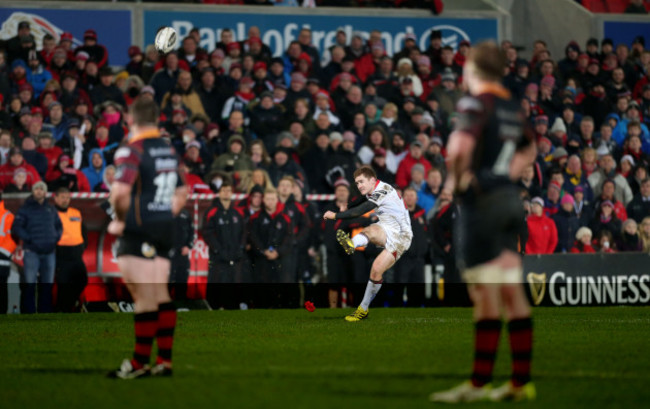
left=325, top=132, right=357, bottom=189
left=395, top=141, right=431, bottom=189
left=552, top=193, right=580, bottom=253
left=210, top=134, right=254, bottom=175
left=625, top=0, right=648, bottom=14
left=169, top=208, right=193, bottom=302
left=13, top=181, right=62, bottom=313
left=267, top=147, right=309, bottom=190
left=593, top=179, right=628, bottom=221
left=526, top=197, right=558, bottom=255
left=0, top=192, right=16, bottom=314
left=90, top=67, right=125, bottom=107
left=0, top=147, right=41, bottom=190
left=588, top=153, right=633, bottom=205
left=47, top=154, right=91, bottom=192
left=277, top=176, right=310, bottom=283
left=150, top=53, right=180, bottom=105
left=618, top=218, right=643, bottom=251
left=640, top=216, right=650, bottom=252
left=26, top=50, right=51, bottom=99
left=75, top=29, right=108, bottom=68
left=21, top=136, right=47, bottom=179
left=626, top=178, right=650, bottom=222
left=570, top=226, right=596, bottom=253
left=249, top=189, right=291, bottom=285
left=418, top=167, right=443, bottom=214
left=302, top=132, right=333, bottom=194
left=81, top=149, right=106, bottom=191
left=590, top=200, right=623, bottom=242
left=53, top=187, right=87, bottom=312
left=596, top=229, right=617, bottom=253
left=162, top=70, right=206, bottom=117
left=393, top=186, right=427, bottom=307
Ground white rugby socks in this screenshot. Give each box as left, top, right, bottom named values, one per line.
left=360, top=279, right=383, bottom=311
left=352, top=233, right=369, bottom=248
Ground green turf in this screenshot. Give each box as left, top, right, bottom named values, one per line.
left=1, top=307, right=649, bottom=409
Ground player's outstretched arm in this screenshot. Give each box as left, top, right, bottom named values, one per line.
left=323, top=200, right=377, bottom=220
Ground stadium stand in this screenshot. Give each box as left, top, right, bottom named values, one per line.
left=0, top=0, right=649, bottom=311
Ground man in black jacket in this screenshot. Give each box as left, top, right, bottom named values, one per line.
left=393, top=187, right=428, bottom=307
left=170, top=208, right=193, bottom=301
left=203, top=182, right=246, bottom=309
left=13, top=181, right=63, bottom=313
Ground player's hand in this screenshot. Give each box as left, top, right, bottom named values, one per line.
left=267, top=250, right=279, bottom=260
left=338, top=204, right=347, bottom=212
left=107, top=220, right=125, bottom=237
left=323, top=211, right=336, bottom=220
left=181, top=246, right=190, bottom=256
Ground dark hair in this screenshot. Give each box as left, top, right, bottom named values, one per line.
left=468, top=41, right=506, bottom=81
left=353, top=165, right=377, bottom=180
left=219, top=181, right=233, bottom=192
left=130, top=97, right=159, bottom=127
left=55, top=186, right=70, bottom=195
left=403, top=186, right=418, bottom=195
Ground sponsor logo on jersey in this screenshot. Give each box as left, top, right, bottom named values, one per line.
left=155, top=158, right=178, bottom=171
left=141, top=242, right=157, bottom=258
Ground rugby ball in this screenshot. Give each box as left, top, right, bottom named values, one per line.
left=155, top=27, right=177, bottom=54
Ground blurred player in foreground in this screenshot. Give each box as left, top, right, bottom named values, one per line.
left=323, top=166, right=412, bottom=321
left=430, top=42, right=537, bottom=403
left=107, top=98, right=187, bottom=379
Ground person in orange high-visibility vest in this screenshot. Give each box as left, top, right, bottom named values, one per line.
left=0, top=192, right=17, bottom=314
left=53, top=187, right=87, bottom=312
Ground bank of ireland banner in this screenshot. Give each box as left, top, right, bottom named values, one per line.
left=0, top=8, right=133, bottom=66
left=144, top=10, right=498, bottom=57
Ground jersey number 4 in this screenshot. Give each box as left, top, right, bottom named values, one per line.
left=153, top=172, right=178, bottom=205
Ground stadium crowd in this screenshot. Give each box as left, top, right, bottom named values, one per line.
left=1, top=17, right=650, bottom=311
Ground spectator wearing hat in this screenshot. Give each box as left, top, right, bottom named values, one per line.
left=396, top=58, right=423, bottom=98
left=90, top=66, right=126, bottom=107
left=432, top=68, right=462, bottom=116
left=526, top=197, right=558, bottom=255
left=356, top=40, right=386, bottom=83
left=537, top=74, right=558, bottom=116
left=10, top=60, right=30, bottom=96
left=572, top=185, right=593, bottom=227
left=13, top=181, right=62, bottom=313
left=325, top=132, right=358, bottom=189
left=75, top=29, right=108, bottom=68
left=548, top=117, right=568, bottom=147
left=505, top=56, right=531, bottom=100
left=59, top=71, right=92, bottom=113
left=266, top=147, right=309, bottom=192
left=25, top=50, right=52, bottom=99
left=84, top=119, right=119, bottom=166
left=435, top=46, right=463, bottom=79
left=590, top=199, right=623, bottom=243
left=395, top=140, right=432, bottom=189
left=416, top=55, right=439, bottom=101
left=210, top=134, right=254, bottom=177
left=454, top=39, right=471, bottom=67
left=0, top=147, right=41, bottom=190
left=626, top=178, right=650, bottom=223
left=6, top=21, right=35, bottom=63
left=558, top=41, right=581, bottom=80
left=124, top=45, right=144, bottom=78
left=20, top=136, right=47, bottom=179
left=162, top=88, right=193, bottom=123
left=588, top=153, right=634, bottom=205
left=47, top=154, right=91, bottom=193
left=149, top=53, right=181, bottom=105
left=552, top=193, right=580, bottom=253
left=251, top=61, right=271, bottom=95
left=392, top=33, right=419, bottom=69
left=570, top=227, right=596, bottom=253
left=220, top=76, right=255, bottom=121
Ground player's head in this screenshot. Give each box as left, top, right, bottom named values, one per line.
left=353, top=166, right=377, bottom=195
left=464, top=41, right=506, bottom=89
left=129, top=97, right=160, bottom=129
left=263, top=188, right=278, bottom=212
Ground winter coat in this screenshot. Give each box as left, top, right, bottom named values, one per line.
left=203, top=200, right=246, bottom=262
left=526, top=214, right=558, bottom=255
left=13, top=196, right=63, bottom=254
left=0, top=160, right=41, bottom=190
left=210, top=134, right=255, bottom=173
left=552, top=209, right=580, bottom=253
left=395, top=153, right=432, bottom=189
left=81, top=148, right=106, bottom=190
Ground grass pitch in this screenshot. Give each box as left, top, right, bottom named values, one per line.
left=1, top=307, right=649, bottom=409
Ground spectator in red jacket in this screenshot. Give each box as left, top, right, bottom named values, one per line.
left=46, top=155, right=90, bottom=192
left=526, top=197, right=558, bottom=254
left=395, top=141, right=432, bottom=189
left=570, top=226, right=596, bottom=253
left=0, top=147, right=41, bottom=190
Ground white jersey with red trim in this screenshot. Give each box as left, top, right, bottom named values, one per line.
left=366, top=180, right=413, bottom=258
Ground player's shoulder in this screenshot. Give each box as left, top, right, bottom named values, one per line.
left=368, top=181, right=393, bottom=202
left=114, top=145, right=140, bottom=166
left=456, top=95, right=485, bottom=114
